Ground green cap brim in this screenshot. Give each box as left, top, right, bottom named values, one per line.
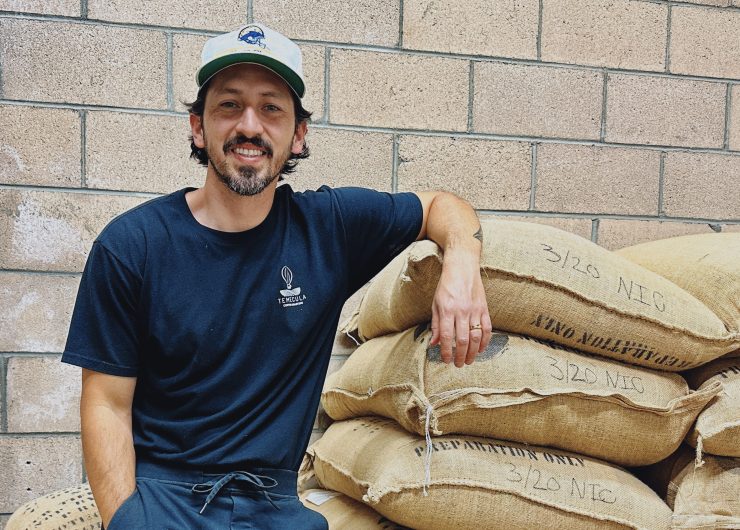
left=197, top=53, right=305, bottom=98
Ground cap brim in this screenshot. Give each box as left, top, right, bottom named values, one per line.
left=197, top=53, right=305, bottom=98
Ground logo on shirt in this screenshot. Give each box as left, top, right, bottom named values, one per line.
left=278, top=266, right=306, bottom=307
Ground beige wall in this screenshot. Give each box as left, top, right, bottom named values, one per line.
left=1, top=0, right=739, bottom=521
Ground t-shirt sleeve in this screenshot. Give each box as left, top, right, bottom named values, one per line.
left=332, top=187, right=423, bottom=294
left=61, top=241, right=141, bottom=377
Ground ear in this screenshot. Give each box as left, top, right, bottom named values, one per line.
left=190, top=113, right=205, bottom=149
left=291, top=121, right=308, bottom=155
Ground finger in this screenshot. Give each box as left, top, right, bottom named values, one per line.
left=478, top=312, right=494, bottom=354
left=466, top=313, right=482, bottom=362
left=466, top=328, right=482, bottom=365
left=439, top=313, right=454, bottom=364
left=430, top=302, right=440, bottom=346
left=454, top=317, right=470, bottom=368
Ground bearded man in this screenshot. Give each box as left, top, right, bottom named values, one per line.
left=62, top=23, right=492, bottom=529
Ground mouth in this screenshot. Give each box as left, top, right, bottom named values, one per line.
left=224, top=136, right=272, bottom=162
left=233, top=146, right=268, bottom=158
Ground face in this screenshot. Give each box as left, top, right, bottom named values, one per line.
left=190, top=63, right=307, bottom=196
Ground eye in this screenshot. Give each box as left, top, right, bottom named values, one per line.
left=264, top=104, right=281, bottom=112
left=220, top=101, right=238, bottom=109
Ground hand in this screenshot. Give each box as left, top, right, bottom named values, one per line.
left=429, top=250, right=492, bottom=367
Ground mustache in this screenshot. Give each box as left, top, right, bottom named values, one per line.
left=223, top=135, right=273, bottom=156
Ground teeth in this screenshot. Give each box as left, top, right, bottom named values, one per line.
left=234, top=148, right=263, bottom=156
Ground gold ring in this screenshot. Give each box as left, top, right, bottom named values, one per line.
left=470, top=323, right=482, bottom=331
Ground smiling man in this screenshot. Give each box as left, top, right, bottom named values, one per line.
left=62, top=23, right=492, bottom=529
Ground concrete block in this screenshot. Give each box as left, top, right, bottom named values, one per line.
left=663, top=152, right=740, bottom=219
left=535, top=144, right=660, bottom=215
left=670, top=6, right=740, bottom=79
left=397, top=135, right=531, bottom=210
left=680, top=0, right=733, bottom=5
left=480, top=214, right=593, bottom=240
left=0, top=0, right=78, bottom=16
left=87, top=0, right=244, bottom=31
left=0, top=105, right=81, bottom=188
left=0, top=190, right=145, bottom=272
left=86, top=111, right=202, bottom=194
left=597, top=219, right=722, bottom=250
left=173, top=34, right=210, bottom=112
left=541, top=0, right=667, bottom=71
left=330, top=50, right=469, bottom=131
left=254, top=0, right=399, bottom=46
left=0, top=436, right=82, bottom=513
left=730, top=85, right=740, bottom=151
left=289, top=128, right=393, bottom=192
left=0, top=19, right=167, bottom=109
left=402, top=0, right=538, bottom=59
left=0, top=273, right=79, bottom=353
left=173, top=35, right=325, bottom=118
left=473, top=63, right=602, bottom=140
left=295, top=45, right=326, bottom=121
left=7, top=356, right=81, bottom=433
left=606, top=74, right=726, bottom=148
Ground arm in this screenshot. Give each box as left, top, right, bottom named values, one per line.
left=80, top=369, right=137, bottom=529
left=415, top=191, right=493, bottom=367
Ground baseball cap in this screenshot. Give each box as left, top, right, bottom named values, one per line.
left=196, top=23, right=305, bottom=98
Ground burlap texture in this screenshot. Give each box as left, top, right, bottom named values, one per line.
left=342, top=220, right=739, bottom=371
left=616, top=233, right=739, bottom=335
left=684, top=357, right=740, bottom=458
left=667, top=452, right=740, bottom=529
left=301, top=489, right=411, bottom=529
left=304, top=417, right=672, bottom=530
left=630, top=446, right=694, bottom=501
left=6, top=483, right=100, bottom=530
left=322, top=326, right=721, bottom=467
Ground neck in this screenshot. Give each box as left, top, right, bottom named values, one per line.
left=185, top=170, right=278, bottom=232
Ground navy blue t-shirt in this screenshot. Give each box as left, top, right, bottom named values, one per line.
left=62, top=185, right=422, bottom=472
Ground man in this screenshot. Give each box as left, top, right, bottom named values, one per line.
left=62, top=22, right=492, bottom=529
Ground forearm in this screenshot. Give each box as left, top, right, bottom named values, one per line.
left=81, top=401, right=136, bottom=528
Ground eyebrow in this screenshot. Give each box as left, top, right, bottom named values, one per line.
left=215, top=87, right=287, bottom=99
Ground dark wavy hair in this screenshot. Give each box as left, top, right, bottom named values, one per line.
left=184, top=78, right=312, bottom=179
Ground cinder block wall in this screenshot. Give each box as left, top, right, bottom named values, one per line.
left=1, top=0, right=739, bottom=522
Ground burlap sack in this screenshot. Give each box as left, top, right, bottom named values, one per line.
left=342, top=220, right=739, bottom=371
left=323, top=326, right=721, bottom=466
left=684, top=357, right=740, bottom=458
left=667, top=452, right=740, bottom=529
left=630, top=446, right=694, bottom=501
left=616, top=233, right=740, bottom=335
left=6, top=483, right=100, bottom=530
left=304, top=417, right=672, bottom=530
left=301, top=489, right=411, bottom=529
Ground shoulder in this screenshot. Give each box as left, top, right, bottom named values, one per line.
left=286, top=184, right=414, bottom=210
left=95, top=189, right=186, bottom=267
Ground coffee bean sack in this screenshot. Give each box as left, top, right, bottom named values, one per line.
left=344, top=221, right=738, bottom=372
left=301, top=489, right=411, bottom=529
left=6, top=484, right=100, bottom=530
left=305, top=417, right=673, bottom=530
left=323, top=326, right=721, bottom=466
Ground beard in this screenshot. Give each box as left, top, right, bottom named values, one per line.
left=206, top=134, right=285, bottom=197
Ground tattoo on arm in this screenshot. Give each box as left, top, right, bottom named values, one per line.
left=473, top=227, right=483, bottom=243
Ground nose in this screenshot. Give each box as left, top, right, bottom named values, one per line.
left=235, top=106, right=264, bottom=138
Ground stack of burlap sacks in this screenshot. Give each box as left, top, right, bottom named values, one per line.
left=6, top=222, right=738, bottom=530
left=300, top=221, right=740, bottom=530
